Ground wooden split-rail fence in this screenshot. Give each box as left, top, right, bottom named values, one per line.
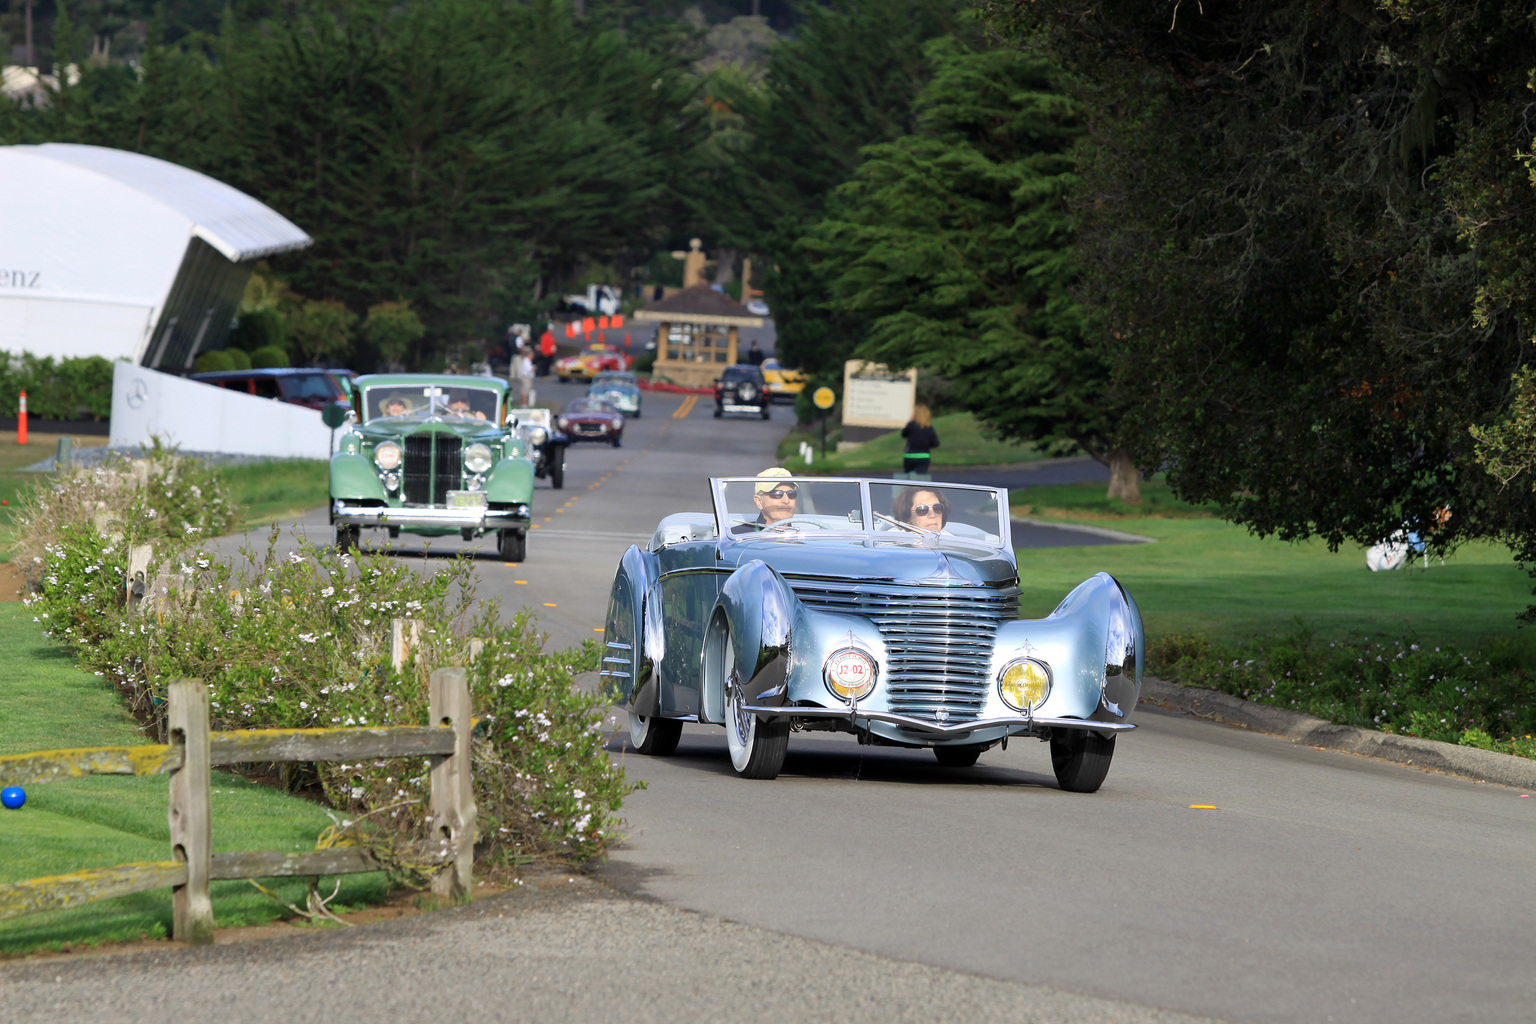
left=0, top=652, right=476, bottom=945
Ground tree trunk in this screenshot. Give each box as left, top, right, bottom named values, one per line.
left=1106, top=449, right=1141, bottom=503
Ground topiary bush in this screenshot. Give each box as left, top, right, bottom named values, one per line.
left=250, top=345, right=291, bottom=369
left=232, top=308, right=287, bottom=352
left=192, top=349, right=235, bottom=374
left=225, top=347, right=253, bottom=371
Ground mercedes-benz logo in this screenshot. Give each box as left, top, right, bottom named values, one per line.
left=125, top=378, right=149, bottom=409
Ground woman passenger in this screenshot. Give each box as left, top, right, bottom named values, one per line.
left=893, top=486, right=948, bottom=533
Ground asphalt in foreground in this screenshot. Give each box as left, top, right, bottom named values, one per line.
left=0, top=874, right=1225, bottom=1024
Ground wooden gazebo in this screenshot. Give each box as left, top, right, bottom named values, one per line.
left=632, top=284, right=764, bottom=388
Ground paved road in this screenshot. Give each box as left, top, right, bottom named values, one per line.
left=141, top=382, right=1536, bottom=1024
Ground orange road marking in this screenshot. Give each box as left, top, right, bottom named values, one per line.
left=543, top=603, right=557, bottom=607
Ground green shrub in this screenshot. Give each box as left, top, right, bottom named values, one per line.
left=192, top=349, right=235, bottom=374
left=0, top=352, right=116, bottom=419
left=232, top=308, right=287, bottom=352
left=250, top=345, right=290, bottom=369
left=225, top=347, right=253, bottom=371
left=1149, top=625, right=1536, bottom=757
left=633, top=351, right=657, bottom=373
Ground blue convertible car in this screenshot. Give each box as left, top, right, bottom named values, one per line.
left=602, top=476, right=1144, bottom=791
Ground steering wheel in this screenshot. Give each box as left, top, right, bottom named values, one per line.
left=765, top=515, right=830, bottom=532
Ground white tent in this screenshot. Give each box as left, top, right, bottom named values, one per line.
left=0, top=143, right=310, bottom=368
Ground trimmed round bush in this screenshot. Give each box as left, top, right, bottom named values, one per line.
left=232, top=308, right=286, bottom=352
left=250, top=345, right=291, bottom=369
left=224, top=347, right=253, bottom=371
left=192, top=349, right=234, bottom=374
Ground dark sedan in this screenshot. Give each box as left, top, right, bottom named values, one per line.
left=714, top=364, right=770, bottom=420
left=558, top=398, right=625, bottom=447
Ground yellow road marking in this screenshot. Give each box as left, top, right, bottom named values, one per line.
left=543, top=602, right=557, bottom=608
left=1189, top=805, right=1218, bottom=809
left=672, top=394, right=699, bottom=419
left=593, top=627, right=604, bottom=632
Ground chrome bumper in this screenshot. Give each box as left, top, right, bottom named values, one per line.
left=332, top=500, right=529, bottom=530
left=740, top=704, right=1135, bottom=735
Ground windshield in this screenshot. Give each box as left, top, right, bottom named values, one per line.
left=362, top=384, right=500, bottom=424
left=279, top=374, right=342, bottom=401
left=711, top=476, right=1008, bottom=550
left=566, top=399, right=616, bottom=415
left=593, top=373, right=635, bottom=387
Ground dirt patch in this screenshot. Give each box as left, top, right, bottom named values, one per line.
left=0, top=560, right=30, bottom=601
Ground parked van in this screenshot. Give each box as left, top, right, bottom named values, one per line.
left=189, top=368, right=356, bottom=411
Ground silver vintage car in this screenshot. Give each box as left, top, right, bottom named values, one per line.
left=602, top=475, right=1144, bottom=791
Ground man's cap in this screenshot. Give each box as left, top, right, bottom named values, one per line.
left=754, top=467, right=794, bottom=493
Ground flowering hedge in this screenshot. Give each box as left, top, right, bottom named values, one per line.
left=18, top=451, right=631, bottom=868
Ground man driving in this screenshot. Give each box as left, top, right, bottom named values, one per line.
left=732, top=467, right=798, bottom=533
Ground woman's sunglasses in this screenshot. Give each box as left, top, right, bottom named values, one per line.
left=761, top=487, right=798, bottom=500
left=912, top=503, right=947, bottom=516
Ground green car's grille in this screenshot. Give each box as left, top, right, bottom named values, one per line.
left=403, top=434, right=462, bottom=504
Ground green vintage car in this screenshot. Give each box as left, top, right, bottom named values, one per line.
left=330, top=374, right=535, bottom=561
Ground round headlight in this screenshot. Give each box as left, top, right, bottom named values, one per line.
left=374, top=441, right=401, bottom=470
left=824, top=647, right=877, bottom=702
left=529, top=426, right=548, bottom=444
left=464, top=443, right=494, bottom=473
left=998, top=659, right=1051, bottom=712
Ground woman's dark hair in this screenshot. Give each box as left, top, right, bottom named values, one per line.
left=893, top=486, right=946, bottom=526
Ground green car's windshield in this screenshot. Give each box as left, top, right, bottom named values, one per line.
left=363, top=385, right=500, bottom=424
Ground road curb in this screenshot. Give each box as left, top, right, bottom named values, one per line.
left=1140, top=677, right=1536, bottom=790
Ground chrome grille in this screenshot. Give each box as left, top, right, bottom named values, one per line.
left=402, top=434, right=463, bottom=504
left=785, top=577, right=1019, bottom=723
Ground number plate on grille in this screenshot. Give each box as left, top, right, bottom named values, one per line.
left=445, top=491, right=487, bottom=508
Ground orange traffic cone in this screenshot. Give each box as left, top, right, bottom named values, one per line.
left=17, top=390, right=27, bottom=445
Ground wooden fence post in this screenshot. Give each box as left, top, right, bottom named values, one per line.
left=125, top=543, right=153, bottom=611
left=167, top=679, right=213, bottom=945
left=391, top=618, right=423, bottom=673
left=428, top=667, right=475, bottom=901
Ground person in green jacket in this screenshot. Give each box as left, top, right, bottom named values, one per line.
left=900, top=404, right=939, bottom=474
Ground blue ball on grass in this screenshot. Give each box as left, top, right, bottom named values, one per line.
left=1, top=786, right=25, bottom=809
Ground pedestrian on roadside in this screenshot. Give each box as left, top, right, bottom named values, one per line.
left=900, top=404, right=939, bottom=476
left=746, top=340, right=765, bottom=366
left=537, top=329, right=557, bottom=377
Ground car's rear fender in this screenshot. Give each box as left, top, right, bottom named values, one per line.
left=330, top=453, right=385, bottom=502
left=604, top=545, right=658, bottom=709
left=486, top=457, right=534, bottom=503
left=992, top=572, right=1144, bottom=725
left=701, top=560, right=794, bottom=723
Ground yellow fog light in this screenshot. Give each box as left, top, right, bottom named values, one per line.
left=374, top=441, right=402, bottom=470
left=998, top=659, right=1051, bottom=712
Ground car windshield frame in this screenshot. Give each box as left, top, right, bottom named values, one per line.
left=708, top=476, right=1013, bottom=559
left=361, top=383, right=502, bottom=425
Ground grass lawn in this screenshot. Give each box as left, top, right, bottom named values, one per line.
left=222, top=459, right=329, bottom=528
left=778, top=412, right=1055, bottom=473
left=0, top=607, right=387, bottom=954
left=1013, top=483, right=1533, bottom=648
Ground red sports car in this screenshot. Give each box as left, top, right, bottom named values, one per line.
left=558, top=398, right=625, bottom=447
left=556, top=343, right=633, bottom=382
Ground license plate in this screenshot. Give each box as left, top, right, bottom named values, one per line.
left=446, top=491, right=487, bottom=508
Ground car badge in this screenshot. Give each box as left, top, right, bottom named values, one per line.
left=935, top=708, right=949, bottom=723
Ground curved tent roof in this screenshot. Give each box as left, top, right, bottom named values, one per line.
left=23, top=143, right=310, bottom=261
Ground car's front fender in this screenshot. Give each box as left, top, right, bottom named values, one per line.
left=603, top=545, right=657, bottom=708
left=486, top=457, right=534, bottom=503
left=710, top=560, right=795, bottom=713
left=992, top=572, right=1144, bottom=725
left=330, top=453, right=385, bottom=502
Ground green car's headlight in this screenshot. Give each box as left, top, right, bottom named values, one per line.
left=464, top=443, right=494, bottom=473
left=374, top=441, right=402, bottom=470
left=998, top=658, right=1051, bottom=712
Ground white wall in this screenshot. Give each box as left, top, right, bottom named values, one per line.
left=109, top=362, right=332, bottom=460
left=0, top=150, right=190, bottom=361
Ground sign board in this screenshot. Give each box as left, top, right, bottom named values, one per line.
left=841, top=360, right=916, bottom=429
left=812, top=386, right=835, bottom=410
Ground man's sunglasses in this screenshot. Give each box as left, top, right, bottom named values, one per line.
left=912, top=503, right=947, bottom=516
left=761, top=487, right=798, bottom=499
